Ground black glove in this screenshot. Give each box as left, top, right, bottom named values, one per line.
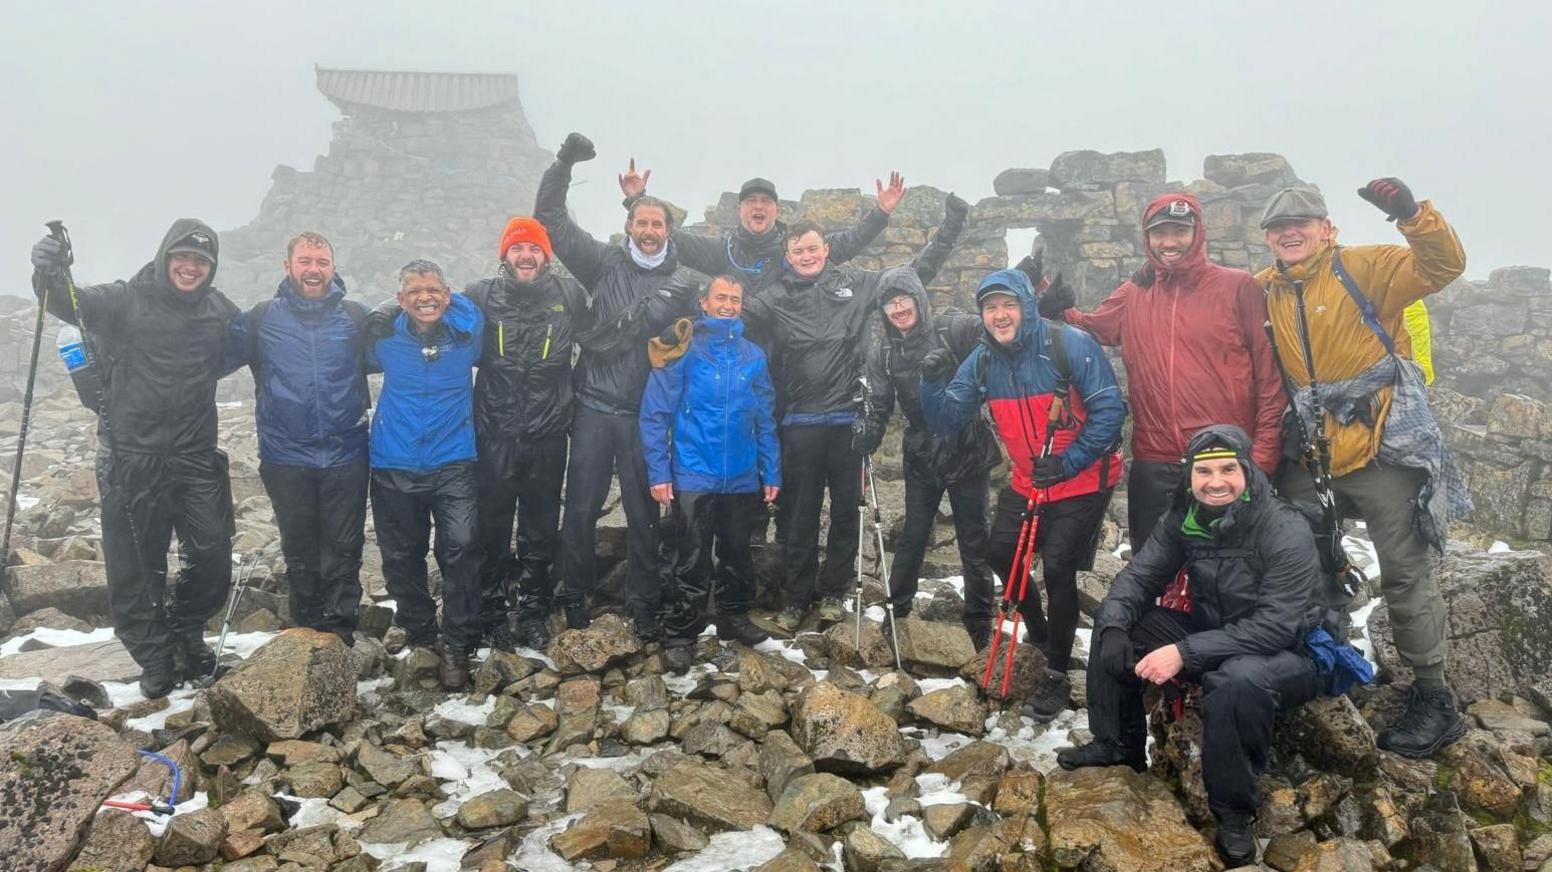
left=30, top=236, right=68, bottom=271
left=944, top=192, right=970, bottom=221
left=1015, top=251, right=1044, bottom=288
left=364, top=299, right=399, bottom=339
left=557, top=132, right=597, bottom=165
left=1096, top=627, right=1135, bottom=680
left=1031, top=454, right=1066, bottom=488
left=851, top=418, right=884, bottom=456
left=1357, top=177, right=1419, bottom=223
left=921, top=347, right=959, bottom=383
left=1037, top=273, right=1076, bottom=320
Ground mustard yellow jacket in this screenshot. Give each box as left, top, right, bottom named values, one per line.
left=1256, top=202, right=1465, bottom=476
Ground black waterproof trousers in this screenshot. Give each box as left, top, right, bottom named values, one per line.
left=1126, top=460, right=1181, bottom=553
left=260, top=459, right=367, bottom=636
left=370, top=462, right=483, bottom=652
left=780, top=424, right=861, bottom=610
left=987, top=486, right=1111, bottom=671
left=887, top=464, right=995, bottom=632
left=475, top=434, right=568, bottom=633
left=1086, top=606, right=1322, bottom=817
left=663, top=491, right=764, bottom=646
left=96, top=448, right=234, bottom=669
left=558, top=406, right=663, bottom=633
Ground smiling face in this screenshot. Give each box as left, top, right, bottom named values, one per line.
left=1146, top=223, right=1195, bottom=269
left=397, top=271, right=451, bottom=331
left=980, top=292, right=1022, bottom=346
left=167, top=252, right=213, bottom=293
left=1264, top=217, right=1334, bottom=266
left=784, top=231, right=830, bottom=280
left=739, top=193, right=779, bottom=236
left=1191, top=457, right=1246, bottom=507
left=626, top=204, right=670, bottom=257
left=285, top=241, right=335, bottom=299
left=504, top=241, right=548, bottom=283
left=700, top=277, right=744, bottom=319
left=883, top=293, right=918, bottom=333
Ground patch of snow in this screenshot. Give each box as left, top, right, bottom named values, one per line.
left=432, top=694, right=496, bottom=725
left=1350, top=596, right=1384, bottom=668
left=106, top=789, right=209, bottom=838
left=916, top=677, right=968, bottom=695
left=509, top=812, right=584, bottom=872
left=663, top=825, right=787, bottom=871
left=865, top=605, right=888, bottom=623
left=1489, top=540, right=1513, bottom=554
left=214, top=630, right=281, bottom=660
left=361, top=837, right=474, bottom=871
left=980, top=708, right=1089, bottom=774
left=15, top=495, right=38, bottom=511
left=356, top=676, right=394, bottom=705
left=0, top=625, right=115, bottom=656
left=101, top=680, right=151, bottom=709
left=276, top=793, right=359, bottom=831
left=862, top=785, right=946, bottom=859
left=428, top=742, right=510, bottom=817
left=125, top=686, right=197, bottom=731
left=754, top=637, right=809, bottom=666
left=565, top=749, right=654, bottom=772
left=914, top=772, right=969, bottom=806
left=0, top=678, right=42, bottom=691
left=662, top=661, right=716, bottom=697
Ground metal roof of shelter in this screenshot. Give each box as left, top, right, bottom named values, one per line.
left=315, top=67, right=522, bottom=113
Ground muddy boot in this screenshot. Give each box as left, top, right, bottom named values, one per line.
left=435, top=642, right=472, bottom=692
left=716, top=613, right=770, bottom=647
left=138, top=655, right=179, bottom=700
left=1055, top=739, right=1146, bottom=773
left=1377, top=683, right=1465, bottom=758
left=1020, top=668, right=1072, bottom=723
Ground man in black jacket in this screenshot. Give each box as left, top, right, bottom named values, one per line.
left=467, top=217, right=586, bottom=651
left=536, top=133, right=695, bottom=641
left=1056, top=424, right=1328, bottom=867
left=855, top=253, right=998, bottom=646
left=745, top=194, right=966, bottom=631
left=30, top=220, right=240, bottom=698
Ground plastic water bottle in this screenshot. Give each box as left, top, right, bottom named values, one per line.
left=56, top=325, right=102, bottom=411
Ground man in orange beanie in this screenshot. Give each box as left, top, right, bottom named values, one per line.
left=465, top=215, right=588, bottom=651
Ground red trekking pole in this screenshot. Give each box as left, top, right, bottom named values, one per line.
left=980, top=395, right=1065, bottom=696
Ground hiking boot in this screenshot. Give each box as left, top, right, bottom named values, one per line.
left=486, top=624, right=518, bottom=653
left=774, top=606, right=805, bottom=633
left=176, top=635, right=218, bottom=682
left=562, top=600, right=591, bottom=631
left=1377, top=683, right=1465, bottom=758
left=435, top=642, right=473, bottom=692
left=816, top=597, right=846, bottom=623
left=663, top=643, right=694, bottom=675
left=138, top=657, right=179, bottom=700
left=1020, top=668, right=1072, bottom=723
left=1055, top=739, right=1146, bottom=773
left=1212, top=813, right=1257, bottom=867
left=964, top=621, right=992, bottom=651
left=716, top=613, right=770, bottom=647
left=515, top=616, right=551, bottom=651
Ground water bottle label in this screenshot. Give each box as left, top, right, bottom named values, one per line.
left=60, top=343, right=87, bottom=373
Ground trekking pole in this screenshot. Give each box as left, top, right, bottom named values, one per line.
left=854, top=464, right=867, bottom=650
left=201, top=549, right=261, bottom=686
left=0, top=248, right=52, bottom=574
left=863, top=457, right=902, bottom=671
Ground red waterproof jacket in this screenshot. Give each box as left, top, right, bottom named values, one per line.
left=1064, top=193, right=1285, bottom=471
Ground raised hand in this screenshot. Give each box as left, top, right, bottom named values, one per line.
left=557, top=132, right=596, bottom=165
left=876, top=171, right=907, bottom=214
left=1037, top=273, right=1076, bottom=320
left=618, top=157, right=651, bottom=199
left=944, top=192, right=970, bottom=221
left=1357, top=177, right=1420, bottom=223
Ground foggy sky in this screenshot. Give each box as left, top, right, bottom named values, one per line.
left=3, top=1, right=1549, bottom=298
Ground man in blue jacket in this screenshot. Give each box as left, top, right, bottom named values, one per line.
left=228, top=232, right=370, bottom=646
left=639, top=275, right=782, bottom=673
left=367, top=259, right=485, bottom=690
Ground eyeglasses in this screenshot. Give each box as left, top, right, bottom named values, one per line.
left=883, top=298, right=915, bottom=312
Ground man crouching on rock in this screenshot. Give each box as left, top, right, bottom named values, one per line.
left=639, top=275, right=781, bottom=673
left=1058, top=424, right=1359, bottom=867
left=366, top=259, right=485, bottom=691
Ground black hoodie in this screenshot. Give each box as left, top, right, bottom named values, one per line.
left=1093, top=424, right=1327, bottom=674
left=35, top=218, right=240, bottom=455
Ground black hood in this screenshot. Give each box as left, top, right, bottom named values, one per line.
left=141, top=218, right=220, bottom=298
left=1174, top=423, right=1270, bottom=522
left=876, top=264, right=934, bottom=341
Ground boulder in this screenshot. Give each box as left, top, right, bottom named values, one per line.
left=993, top=168, right=1053, bottom=197
left=1368, top=549, right=1552, bottom=701
left=5, top=560, right=108, bottom=619
left=768, top=772, right=866, bottom=833
left=1050, top=149, right=1167, bottom=186
left=790, top=681, right=909, bottom=775
left=1290, top=838, right=1380, bottom=872
left=219, top=788, right=286, bottom=833
left=1274, top=695, right=1378, bottom=774
left=547, top=613, right=642, bottom=674
left=506, top=702, right=559, bottom=743
left=961, top=640, right=1045, bottom=702
left=758, top=729, right=816, bottom=802
left=619, top=707, right=671, bottom=745
left=566, top=767, right=636, bottom=813
left=73, top=808, right=155, bottom=872
left=843, top=825, right=906, bottom=872
left=155, top=806, right=229, bottom=866
left=208, top=628, right=357, bottom=741
left=1203, top=153, right=1299, bottom=189
left=547, top=675, right=601, bottom=752
left=907, top=684, right=986, bottom=736
left=650, top=812, right=710, bottom=853
left=471, top=648, right=539, bottom=696
left=1407, top=791, right=1476, bottom=872
left=823, top=619, right=894, bottom=669
left=0, top=637, right=141, bottom=683
left=1469, top=823, right=1523, bottom=872
left=282, top=761, right=344, bottom=798
left=393, top=645, right=442, bottom=691
left=944, top=815, right=1048, bottom=871
left=894, top=618, right=976, bottom=674
left=262, top=824, right=357, bottom=867
left=925, top=740, right=1010, bottom=782
left=456, top=788, right=530, bottom=829
left=992, top=769, right=1044, bottom=816
left=0, top=712, right=140, bottom=870
left=649, top=758, right=774, bottom=832
left=355, top=740, right=419, bottom=788
left=550, top=797, right=650, bottom=861
left=356, top=798, right=443, bottom=846
left=729, top=688, right=790, bottom=740
left=1044, top=766, right=1219, bottom=872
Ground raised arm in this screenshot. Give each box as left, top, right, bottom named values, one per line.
left=534, top=134, right=613, bottom=290
left=921, top=345, right=986, bottom=437
left=1352, top=179, right=1466, bottom=315
left=910, top=193, right=968, bottom=285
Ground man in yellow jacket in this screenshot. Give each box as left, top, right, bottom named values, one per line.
left=1258, top=179, right=1468, bottom=758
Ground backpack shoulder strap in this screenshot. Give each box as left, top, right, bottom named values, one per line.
left=1331, top=247, right=1397, bottom=357
left=247, top=300, right=272, bottom=372
left=1043, top=318, right=1072, bottom=396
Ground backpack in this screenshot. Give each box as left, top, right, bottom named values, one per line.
left=248, top=297, right=372, bottom=408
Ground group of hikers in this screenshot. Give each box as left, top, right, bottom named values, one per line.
left=25, top=129, right=1468, bottom=865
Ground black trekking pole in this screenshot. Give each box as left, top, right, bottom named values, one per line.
left=0, top=245, right=54, bottom=573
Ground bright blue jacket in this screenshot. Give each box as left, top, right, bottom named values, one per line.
left=368, top=293, right=484, bottom=473
left=639, top=316, right=781, bottom=494
left=228, top=277, right=370, bottom=468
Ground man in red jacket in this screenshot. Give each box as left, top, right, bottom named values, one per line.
left=1039, top=193, right=1285, bottom=552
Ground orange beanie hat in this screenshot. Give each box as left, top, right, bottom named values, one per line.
left=499, top=217, right=553, bottom=262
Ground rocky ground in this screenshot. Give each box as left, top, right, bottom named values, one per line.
left=2, top=388, right=1552, bottom=872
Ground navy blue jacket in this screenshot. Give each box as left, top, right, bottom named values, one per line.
left=228, top=278, right=369, bottom=468
left=639, top=317, right=781, bottom=494
left=367, top=293, right=484, bottom=473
